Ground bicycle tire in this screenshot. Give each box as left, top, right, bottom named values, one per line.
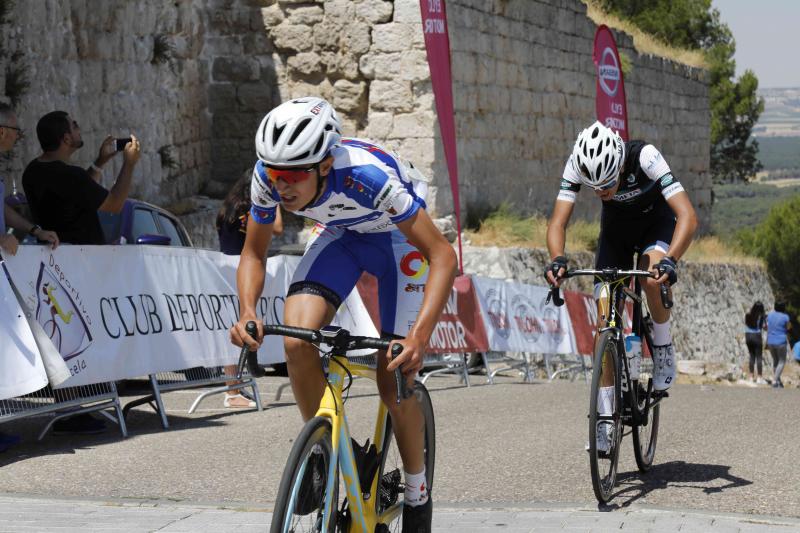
left=632, top=330, right=660, bottom=472
left=271, top=417, right=338, bottom=533
left=375, top=381, right=436, bottom=531
left=588, top=330, right=622, bottom=504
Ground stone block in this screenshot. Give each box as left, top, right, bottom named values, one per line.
left=236, top=83, right=273, bottom=112
left=332, top=79, right=366, bottom=112
left=212, top=57, right=260, bottom=82
left=390, top=110, right=435, bottom=139
left=393, top=0, right=421, bottom=24
left=355, top=0, right=394, bottom=24
left=364, top=111, right=393, bottom=140
left=261, top=4, right=284, bottom=27
left=371, top=23, right=414, bottom=53
left=271, top=22, right=315, bottom=52
left=341, top=21, right=372, bottom=55
left=286, top=52, right=320, bottom=76
left=205, top=36, right=244, bottom=56
left=286, top=5, right=324, bottom=25
left=324, top=0, right=356, bottom=19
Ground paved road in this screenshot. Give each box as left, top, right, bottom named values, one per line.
left=1, top=372, right=798, bottom=530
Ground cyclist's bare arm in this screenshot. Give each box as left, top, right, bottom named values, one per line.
left=231, top=216, right=274, bottom=350
left=545, top=199, right=575, bottom=286
left=656, top=191, right=698, bottom=282
left=391, top=209, right=458, bottom=374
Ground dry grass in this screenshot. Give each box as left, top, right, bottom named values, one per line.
left=581, top=0, right=708, bottom=70
left=465, top=207, right=761, bottom=266
left=682, top=236, right=763, bottom=266
left=464, top=205, right=599, bottom=253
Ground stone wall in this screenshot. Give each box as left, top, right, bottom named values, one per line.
left=462, top=246, right=773, bottom=364
left=0, top=0, right=211, bottom=207
left=1, top=0, right=711, bottom=241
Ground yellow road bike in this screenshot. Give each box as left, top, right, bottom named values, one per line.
left=248, top=323, right=435, bottom=532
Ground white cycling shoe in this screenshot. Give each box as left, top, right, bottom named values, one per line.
left=586, top=422, right=612, bottom=454
left=653, top=344, right=676, bottom=391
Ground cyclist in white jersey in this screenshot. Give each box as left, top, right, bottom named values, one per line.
left=230, top=97, right=456, bottom=531
left=545, top=122, right=697, bottom=450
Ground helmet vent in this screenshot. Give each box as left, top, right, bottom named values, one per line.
left=313, top=135, right=324, bottom=156
left=288, top=150, right=310, bottom=162
left=288, top=118, right=311, bottom=145
left=591, top=127, right=599, bottom=138
left=272, top=124, right=285, bottom=145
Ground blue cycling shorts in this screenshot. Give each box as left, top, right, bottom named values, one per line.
left=288, top=225, right=428, bottom=336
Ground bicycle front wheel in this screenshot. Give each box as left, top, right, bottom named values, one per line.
left=271, top=416, right=338, bottom=533
left=632, top=365, right=660, bottom=472
left=376, top=381, right=436, bottom=532
left=588, top=330, right=622, bottom=504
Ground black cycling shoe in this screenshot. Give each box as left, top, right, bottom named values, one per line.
left=296, top=450, right=326, bottom=515
left=402, top=496, right=432, bottom=533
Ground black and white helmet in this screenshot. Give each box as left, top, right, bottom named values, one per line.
left=571, top=121, right=625, bottom=189
left=255, top=97, right=342, bottom=167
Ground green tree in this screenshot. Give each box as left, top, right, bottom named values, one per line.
left=598, top=0, right=764, bottom=183
left=739, top=195, right=800, bottom=318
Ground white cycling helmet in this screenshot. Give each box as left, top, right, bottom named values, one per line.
left=571, top=121, right=625, bottom=189
left=255, top=97, right=342, bottom=167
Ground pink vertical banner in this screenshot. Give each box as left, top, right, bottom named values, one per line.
left=593, top=25, right=629, bottom=141
left=419, top=0, right=463, bottom=273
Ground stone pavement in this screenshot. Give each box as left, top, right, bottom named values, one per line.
left=1, top=494, right=799, bottom=532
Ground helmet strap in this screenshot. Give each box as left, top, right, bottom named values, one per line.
left=299, top=162, right=326, bottom=211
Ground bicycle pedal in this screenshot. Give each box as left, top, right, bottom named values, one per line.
left=652, top=390, right=669, bottom=399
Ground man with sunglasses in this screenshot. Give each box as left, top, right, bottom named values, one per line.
left=545, top=121, right=697, bottom=450
left=230, top=97, right=456, bottom=531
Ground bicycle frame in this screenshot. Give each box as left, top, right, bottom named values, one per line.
left=316, top=355, right=400, bottom=533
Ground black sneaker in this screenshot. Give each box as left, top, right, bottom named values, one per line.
left=295, top=450, right=326, bottom=515
left=402, top=496, right=432, bottom=533
left=52, top=413, right=106, bottom=435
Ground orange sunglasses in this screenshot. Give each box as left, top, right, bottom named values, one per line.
left=266, top=165, right=316, bottom=185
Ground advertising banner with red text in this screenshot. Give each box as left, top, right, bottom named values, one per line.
left=420, top=0, right=464, bottom=272
left=471, top=276, right=576, bottom=354
left=594, top=25, right=629, bottom=140
left=356, top=274, right=489, bottom=353
left=564, top=289, right=648, bottom=358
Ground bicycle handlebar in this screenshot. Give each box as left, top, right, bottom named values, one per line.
left=236, top=322, right=266, bottom=380
left=546, top=268, right=671, bottom=309
left=259, top=323, right=412, bottom=404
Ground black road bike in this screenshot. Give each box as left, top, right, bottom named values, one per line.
left=548, top=267, right=672, bottom=503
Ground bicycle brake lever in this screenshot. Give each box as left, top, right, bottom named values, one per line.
left=659, top=283, right=673, bottom=310
left=547, top=285, right=565, bottom=307
left=237, top=321, right=266, bottom=380
left=389, top=343, right=413, bottom=404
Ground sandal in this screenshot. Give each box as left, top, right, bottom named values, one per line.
left=224, top=393, right=257, bottom=409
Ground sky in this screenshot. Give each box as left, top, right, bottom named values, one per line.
left=713, top=1, right=800, bottom=88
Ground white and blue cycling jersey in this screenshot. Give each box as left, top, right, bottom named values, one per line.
left=248, top=138, right=431, bottom=336
left=250, top=138, right=427, bottom=233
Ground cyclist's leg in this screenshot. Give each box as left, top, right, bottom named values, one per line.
left=367, top=231, right=428, bottom=501
left=638, top=212, right=677, bottom=391
left=284, top=226, right=362, bottom=420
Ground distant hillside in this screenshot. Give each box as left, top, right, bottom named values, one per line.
left=756, top=136, right=800, bottom=179
left=754, top=88, right=800, bottom=137
left=712, top=182, right=800, bottom=239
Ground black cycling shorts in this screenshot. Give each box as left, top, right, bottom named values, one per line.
left=595, top=208, right=676, bottom=270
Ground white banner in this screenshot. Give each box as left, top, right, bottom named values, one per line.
left=472, top=275, right=576, bottom=354
left=1, top=246, right=376, bottom=390
left=0, top=261, right=49, bottom=399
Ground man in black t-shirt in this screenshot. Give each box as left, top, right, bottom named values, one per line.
left=22, top=111, right=140, bottom=244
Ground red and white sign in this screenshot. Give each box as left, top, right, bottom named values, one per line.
left=593, top=25, right=629, bottom=141
left=419, top=0, right=464, bottom=273
left=471, top=276, right=576, bottom=354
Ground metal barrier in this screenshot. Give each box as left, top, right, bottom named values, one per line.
left=0, top=382, right=127, bottom=440
left=122, top=366, right=262, bottom=429
left=420, top=352, right=471, bottom=387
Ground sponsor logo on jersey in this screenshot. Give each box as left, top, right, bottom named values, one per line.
left=405, top=283, right=425, bottom=293
left=660, top=173, right=674, bottom=186
left=646, top=151, right=662, bottom=170
left=344, top=175, right=354, bottom=188
left=613, top=188, right=642, bottom=201
left=598, top=47, right=620, bottom=97
left=626, top=174, right=636, bottom=184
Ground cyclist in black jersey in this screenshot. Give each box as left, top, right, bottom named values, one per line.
left=545, top=122, right=697, bottom=447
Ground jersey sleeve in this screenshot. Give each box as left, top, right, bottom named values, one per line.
left=639, top=145, right=684, bottom=201
left=249, top=161, right=279, bottom=225
left=557, top=157, right=582, bottom=203
left=353, top=165, right=423, bottom=224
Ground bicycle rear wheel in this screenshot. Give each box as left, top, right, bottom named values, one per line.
left=375, top=381, right=436, bottom=532
left=271, top=416, right=338, bottom=533
left=588, top=330, right=622, bottom=504
left=632, top=345, right=660, bottom=472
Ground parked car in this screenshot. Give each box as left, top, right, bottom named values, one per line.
left=98, top=199, right=193, bottom=247
left=4, top=194, right=192, bottom=247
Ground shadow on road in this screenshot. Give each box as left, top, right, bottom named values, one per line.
left=600, top=460, right=753, bottom=510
